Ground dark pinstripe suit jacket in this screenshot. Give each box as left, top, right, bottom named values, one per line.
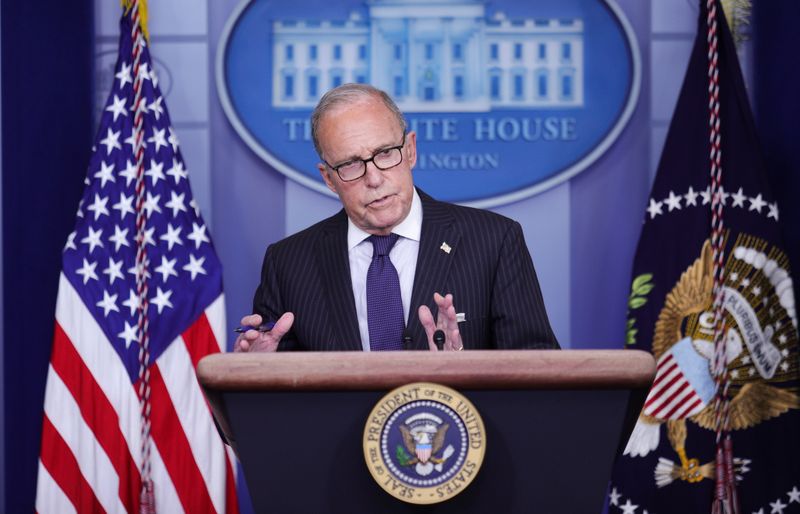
left=252, top=189, right=559, bottom=351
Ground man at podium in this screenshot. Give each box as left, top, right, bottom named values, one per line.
left=236, top=84, right=558, bottom=353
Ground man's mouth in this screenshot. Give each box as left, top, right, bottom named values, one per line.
left=368, top=194, right=394, bottom=207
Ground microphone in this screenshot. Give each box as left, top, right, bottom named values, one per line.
left=402, top=329, right=413, bottom=349
left=433, top=329, right=445, bottom=350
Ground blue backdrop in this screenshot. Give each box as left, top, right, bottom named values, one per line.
left=2, top=1, right=799, bottom=512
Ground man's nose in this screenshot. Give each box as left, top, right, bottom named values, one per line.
left=363, top=161, right=385, bottom=187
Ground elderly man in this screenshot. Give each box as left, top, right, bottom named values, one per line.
left=236, top=83, right=558, bottom=352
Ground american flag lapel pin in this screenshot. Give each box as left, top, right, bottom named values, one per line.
left=440, top=242, right=451, bottom=254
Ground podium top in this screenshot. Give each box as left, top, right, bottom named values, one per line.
left=197, top=349, right=655, bottom=391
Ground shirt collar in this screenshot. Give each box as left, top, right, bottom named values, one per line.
left=347, top=188, right=422, bottom=250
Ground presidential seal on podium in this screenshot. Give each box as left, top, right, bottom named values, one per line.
left=363, top=382, right=486, bottom=504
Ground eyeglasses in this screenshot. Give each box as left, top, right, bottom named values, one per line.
left=323, top=135, right=406, bottom=182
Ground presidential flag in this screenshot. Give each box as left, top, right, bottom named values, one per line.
left=609, top=1, right=800, bottom=513
left=35, top=2, right=239, bottom=513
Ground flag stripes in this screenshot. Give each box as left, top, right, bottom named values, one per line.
left=38, top=275, right=236, bottom=513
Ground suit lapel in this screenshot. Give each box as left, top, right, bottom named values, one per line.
left=316, top=211, right=362, bottom=351
left=407, top=190, right=461, bottom=349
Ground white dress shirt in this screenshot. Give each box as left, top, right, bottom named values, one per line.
left=348, top=189, right=422, bottom=351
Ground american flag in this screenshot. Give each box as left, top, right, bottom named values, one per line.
left=35, top=4, right=239, bottom=513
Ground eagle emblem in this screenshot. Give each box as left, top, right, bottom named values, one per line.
left=624, top=235, right=799, bottom=487
left=397, top=413, right=455, bottom=476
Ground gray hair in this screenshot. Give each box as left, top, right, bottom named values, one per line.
left=310, top=83, right=407, bottom=159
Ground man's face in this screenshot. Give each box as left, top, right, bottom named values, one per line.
left=316, top=97, right=417, bottom=236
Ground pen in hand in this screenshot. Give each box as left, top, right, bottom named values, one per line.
left=233, top=321, right=276, bottom=333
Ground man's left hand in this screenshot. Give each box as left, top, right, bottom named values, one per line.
left=418, top=292, right=463, bottom=351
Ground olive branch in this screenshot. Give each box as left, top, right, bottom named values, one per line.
left=626, top=273, right=654, bottom=346
left=396, top=445, right=413, bottom=466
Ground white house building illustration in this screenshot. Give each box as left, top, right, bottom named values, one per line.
left=271, top=0, right=585, bottom=112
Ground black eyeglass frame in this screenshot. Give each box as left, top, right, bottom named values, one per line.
left=323, top=134, right=407, bottom=182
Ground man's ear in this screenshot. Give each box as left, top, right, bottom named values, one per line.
left=318, top=163, right=337, bottom=194
left=405, top=130, right=417, bottom=169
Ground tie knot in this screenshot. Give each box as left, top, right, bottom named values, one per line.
left=369, top=233, right=399, bottom=256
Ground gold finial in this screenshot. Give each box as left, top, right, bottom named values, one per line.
left=121, top=0, right=150, bottom=42
left=720, top=0, right=752, bottom=47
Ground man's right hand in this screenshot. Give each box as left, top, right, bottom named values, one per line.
left=234, top=312, right=294, bottom=352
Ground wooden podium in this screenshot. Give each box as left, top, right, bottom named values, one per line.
left=198, top=350, right=655, bottom=513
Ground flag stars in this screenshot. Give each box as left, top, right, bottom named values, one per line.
left=647, top=198, right=663, bottom=219
left=788, top=486, right=800, bottom=503
left=190, top=199, right=201, bottom=217
left=664, top=191, right=682, bottom=211
left=102, top=257, right=125, bottom=285
left=143, top=192, right=162, bottom=217
left=124, top=132, right=146, bottom=151
left=187, top=222, right=210, bottom=249
left=122, top=289, right=141, bottom=317
left=118, top=321, right=138, bottom=349
left=115, top=62, right=133, bottom=89
left=109, top=225, right=130, bottom=252
left=749, top=193, right=767, bottom=213
left=768, top=202, right=779, bottom=221
left=752, top=285, right=762, bottom=297
left=148, top=96, right=164, bottom=121
left=166, top=158, right=187, bottom=184
left=145, top=159, right=166, bottom=186
left=183, top=254, right=207, bottom=281
left=684, top=186, right=699, bottom=206
left=769, top=498, right=787, bottom=513
left=730, top=369, right=739, bottom=379
left=730, top=187, right=746, bottom=207
left=99, top=128, right=122, bottom=155
left=127, top=259, right=151, bottom=280
left=165, top=191, right=187, bottom=218
left=714, top=186, right=730, bottom=206
left=168, top=128, right=180, bottom=153
left=779, top=334, right=788, bottom=344
left=105, top=94, right=128, bottom=122
left=94, top=161, right=116, bottom=188
left=700, top=186, right=711, bottom=205
left=160, top=223, right=183, bottom=251
left=620, top=499, right=638, bottom=514
left=729, top=272, right=739, bottom=282
left=75, top=258, right=99, bottom=284
left=150, top=287, right=174, bottom=314
left=137, top=62, right=151, bottom=82
left=112, top=192, right=135, bottom=220
left=119, top=160, right=138, bottom=187
left=64, top=231, right=77, bottom=252
left=87, top=194, right=110, bottom=220
left=741, top=278, right=751, bottom=288
left=154, top=256, right=179, bottom=282
left=148, top=128, right=168, bottom=153
left=81, top=226, right=105, bottom=253
left=96, top=290, right=120, bottom=317
left=780, top=361, right=790, bottom=373
left=608, top=487, right=621, bottom=506
left=742, top=355, right=751, bottom=364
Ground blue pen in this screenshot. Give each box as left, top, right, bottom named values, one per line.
left=233, top=321, right=276, bottom=333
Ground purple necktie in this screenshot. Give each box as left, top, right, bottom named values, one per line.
left=367, top=234, right=405, bottom=351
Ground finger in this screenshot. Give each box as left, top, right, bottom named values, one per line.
left=234, top=335, right=250, bottom=353
left=449, top=327, right=463, bottom=351
left=240, top=313, right=263, bottom=327
left=418, top=305, right=439, bottom=351
left=266, top=312, right=294, bottom=342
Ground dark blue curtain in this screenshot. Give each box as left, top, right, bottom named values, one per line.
left=1, top=1, right=93, bottom=511
left=753, top=2, right=800, bottom=296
